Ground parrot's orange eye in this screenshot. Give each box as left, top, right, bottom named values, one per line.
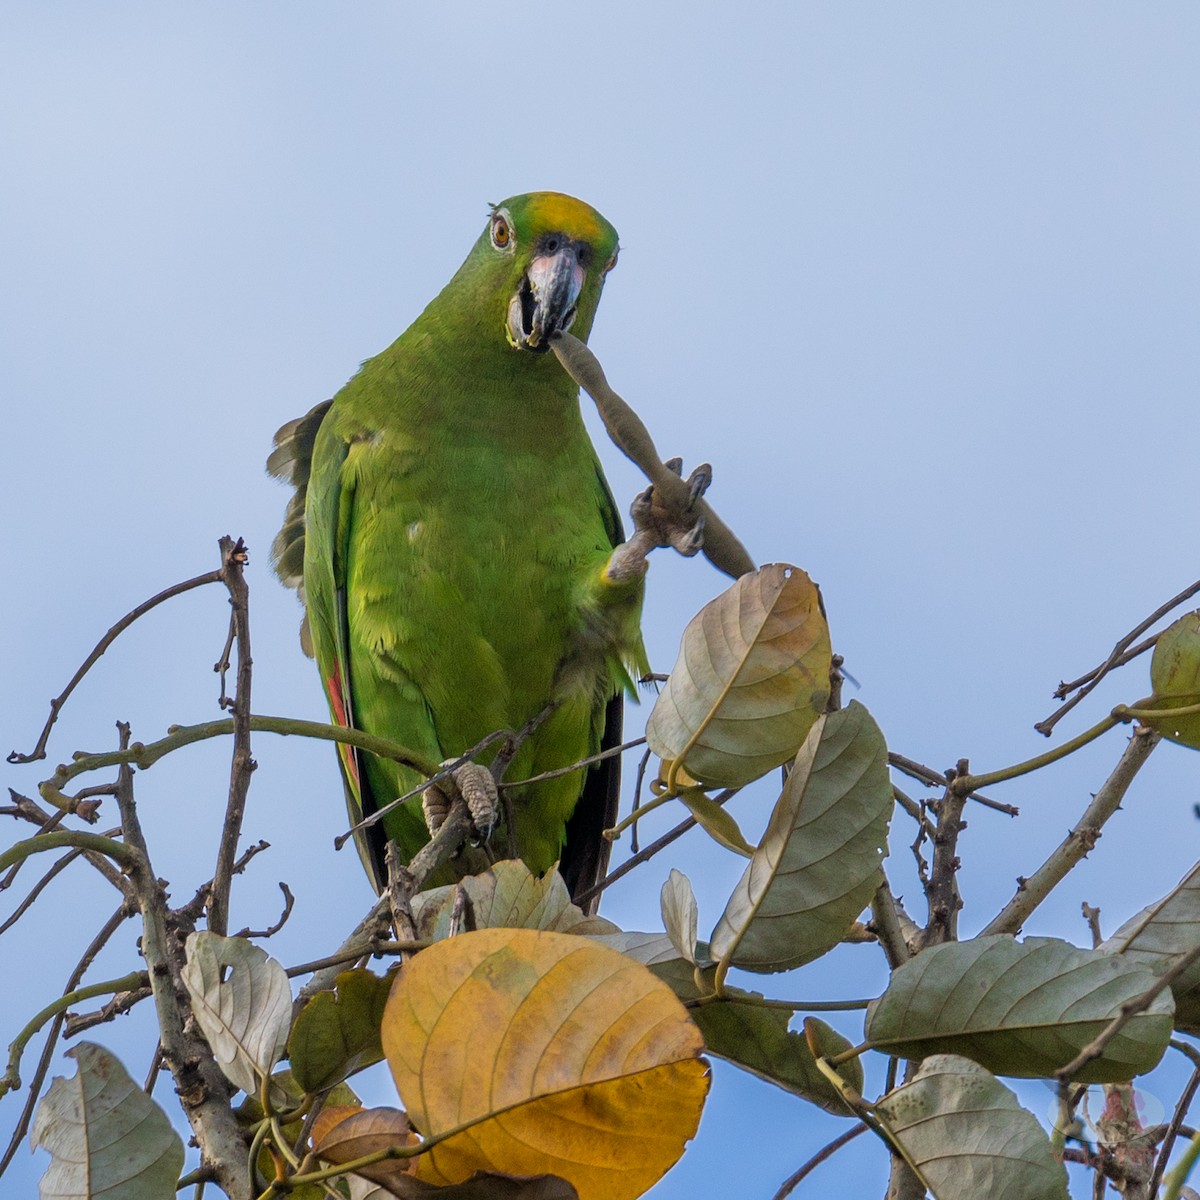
left=490, top=216, right=512, bottom=250
left=603, top=247, right=619, bottom=273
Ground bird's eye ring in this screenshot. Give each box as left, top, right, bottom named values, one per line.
left=490, top=215, right=513, bottom=251
left=603, top=246, right=619, bottom=273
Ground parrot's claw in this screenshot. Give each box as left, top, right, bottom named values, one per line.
left=607, top=458, right=712, bottom=581
left=687, top=462, right=713, bottom=506
left=422, top=761, right=499, bottom=843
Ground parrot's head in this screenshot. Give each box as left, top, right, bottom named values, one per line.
left=472, top=192, right=619, bottom=354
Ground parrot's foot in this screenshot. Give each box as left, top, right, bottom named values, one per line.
left=606, top=457, right=712, bottom=582
left=422, top=761, right=498, bottom=843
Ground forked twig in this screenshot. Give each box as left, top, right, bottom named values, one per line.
left=1036, top=576, right=1200, bottom=737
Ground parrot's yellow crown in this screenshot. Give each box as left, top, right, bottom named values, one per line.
left=502, top=191, right=610, bottom=247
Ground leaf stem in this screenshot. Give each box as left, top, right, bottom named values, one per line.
left=1, top=971, right=146, bottom=1096
left=951, top=712, right=1120, bottom=795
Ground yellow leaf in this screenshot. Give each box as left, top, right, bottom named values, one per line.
left=381, top=928, right=709, bottom=1200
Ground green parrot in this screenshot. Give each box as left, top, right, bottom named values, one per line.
left=269, top=192, right=696, bottom=908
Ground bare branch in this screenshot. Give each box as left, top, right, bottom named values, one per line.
left=982, top=729, right=1158, bottom=936
left=919, top=762, right=969, bottom=949
left=771, top=1124, right=867, bottom=1199
left=63, top=985, right=154, bottom=1037
left=1037, top=576, right=1200, bottom=737
left=888, top=753, right=1016, bottom=815
left=112, top=723, right=252, bottom=1200
left=869, top=882, right=914, bottom=969
left=8, top=567, right=224, bottom=765
left=208, top=535, right=255, bottom=938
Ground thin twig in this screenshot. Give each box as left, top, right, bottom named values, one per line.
left=208, top=536, right=255, bottom=938
left=178, top=840, right=271, bottom=924
left=630, top=746, right=652, bottom=855
left=1056, top=940, right=1200, bottom=1081
left=1081, top=903, right=1103, bottom=949
left=63, top=985, right=154, bottom=1037
left=982, top=729, right=1159, bottom=936
left=1151, top=1042, right=1200, bottom=1197
left=41, top=712, right=441, bottom=813
left=498, top=736, right=646, bottom=788
left=951, top=712, right=1121, bottom=796
left=0, top=826, right=122, bottom=935
left=8, top=567, right=225, bottom=764
left=234, top=883, right=294, bottom=940
left=285, top=938, right=423, bottom=980
left=0, top=902, right=130, bottom=1179
left=771, top=1124, right=868, bottom=1199
left=1037, top=577, right=1200, bottom=737
left=294, top=898, right=391, bottom=1005
left=4, top=791, right=131, bottom=898
left=888, top=752, right=1016, bottom=815
left=1, top=971, right=148, bottom=1095
left=571, top=788, right=738, bottom=911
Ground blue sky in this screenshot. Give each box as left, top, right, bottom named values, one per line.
left=3, top=5, right=1199, bottom=1196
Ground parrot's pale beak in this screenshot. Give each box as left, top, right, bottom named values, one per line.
left=507, top=243, right=584, bottom=352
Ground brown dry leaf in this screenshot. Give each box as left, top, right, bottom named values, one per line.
left=381, top=928, right=709, bottom=1200
left=645, top=564, right=831, bottom=788
left=311, top=1104, right=419, bottom=1191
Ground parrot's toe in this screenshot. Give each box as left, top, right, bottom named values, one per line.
left=421, top=760, right=498, bottom=843
left=624, top=458, right=711, bottom=561
left=422, top=777, right=451, bottom=835
left=454, top=762, right=499, bottom=842
left=686, top=463, right=713, bottom=506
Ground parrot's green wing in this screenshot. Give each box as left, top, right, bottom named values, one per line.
left=272, top=406, right=394, bottom=887
left=267, top=399, right=331, bottom=657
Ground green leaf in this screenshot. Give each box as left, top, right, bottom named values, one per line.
left=1143, top=609, right=1200, bottom=747
left=866, top=935, right=1172, bottom=1082
left=290, top=968, right=395, bottom=1093
left=660, top=870, right=699, bottom=964
left=182, top=931, right=292, bottom=1095
left=1104, top=858, right=1200, bottom=1033
left=875, top=1055, right=1069, bottom=1200
left=676, top=790, right=755, bottom=857
left=412, top=860, right=618, bottom=940
left=31, top=1042, right=184, bottom=1200
left=646, top=563, right=832, bottom=788
left=648, top=958, right=861, bottom=1114
left=709, top=702, right=892, bottom=973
